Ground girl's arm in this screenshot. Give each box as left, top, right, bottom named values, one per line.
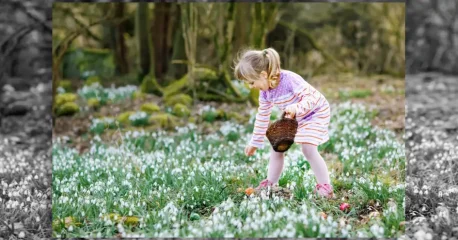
left=288, top=72, right=319, bottom=119
left=249, top=92, right=273, bottom=148
left=294, top=87, right=317, bottom=119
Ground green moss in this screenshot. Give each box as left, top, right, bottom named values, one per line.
left=140, top=103, right=161, bottom=114
left=172, top=103, right=190, bottom=117
left=81, top=48, right=111, bottom=55
left=87, top=98, right=100, bottom=108
left=85, top=76, right=101, bottom=86
left=117, top=111, right=136, bottom=125
left=189, top=116, right=197, bottom=124
left=132, top=91, right=146, bottom=100
left=164, top=94, right=193, bottom=107
left=58, top=80, right=73, bottom=92
left=140, top=75, right=163, bottom=96
left=163, top=68, right=218, bottom=97
left=163, top=75, right=188, bottom=97
left=56, top=102, right=80, bottom=116
left=55, top=93, right=78, bottom=107
left=194, top=67, right=218, bottom=82
left=148, top=113, right=178, bottom=129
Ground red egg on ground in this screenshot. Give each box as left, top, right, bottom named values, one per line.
left=340, top=202, right=350, bottom=212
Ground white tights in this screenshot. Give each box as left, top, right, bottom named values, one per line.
left=267, top=144, right=330, bottom=185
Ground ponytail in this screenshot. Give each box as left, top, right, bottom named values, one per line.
left=262, top=48, right=281, bottom=88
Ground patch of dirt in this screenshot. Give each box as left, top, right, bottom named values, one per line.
left=311, top=74, right=405, bottom=134
left=1, top=82, right=53, bottom=147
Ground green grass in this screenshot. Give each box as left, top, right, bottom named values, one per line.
left=52, top=102, right=405, bottom=238
left=338, top=89, right=373, bottom=100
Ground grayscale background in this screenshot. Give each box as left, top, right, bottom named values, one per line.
left=0, top=0, right=52, bottom=238
left=405, top=0, right=458, bottom=239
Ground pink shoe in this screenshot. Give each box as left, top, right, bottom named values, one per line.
left=256, top=179, right=275, bottom=190
left=314, top=183, right=334, bottom=198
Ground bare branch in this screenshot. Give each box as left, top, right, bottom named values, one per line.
left=9, top=0, right=52, bottom=33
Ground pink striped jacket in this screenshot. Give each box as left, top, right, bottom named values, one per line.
left=250, top=70, right=328, bottom=148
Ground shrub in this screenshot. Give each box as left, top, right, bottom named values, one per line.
left=56, top=102, right=80, bottom=116
left=140, top=103, right=161, bottom=114
left=173, top=103, right=191, bottom=117
left=55, top=93, right=77, bottom=107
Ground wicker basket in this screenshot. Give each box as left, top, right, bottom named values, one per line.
left=266, top=112, right=298, bottom=152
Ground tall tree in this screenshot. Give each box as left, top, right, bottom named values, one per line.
left=102, top=3, right=129, bottom=75
left=136, top=2, right=152, bottom=82
left=112, top=3, right=129, bottom=75
left=165, top=3, right=187, bottom=82
left=250, top=3, right=279, bottom=49
left=180, top=3, right=198, bottom=104
left=152, top=3, right=174, bottom=85
left=212, top=2, right=242, bottom=99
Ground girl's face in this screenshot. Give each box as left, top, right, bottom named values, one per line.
left=247, top=71, right=269, bottom=91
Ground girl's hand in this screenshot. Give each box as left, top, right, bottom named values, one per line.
left=285, top=104, right=297, bottom=118
left=245, top=145, right=257, bottom=156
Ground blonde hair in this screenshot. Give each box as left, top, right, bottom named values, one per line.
left=234, top=47, right=281, bottom=89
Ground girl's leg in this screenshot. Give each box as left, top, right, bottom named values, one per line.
left=301, top=144, right=330, bottom=184
left=267, top=147, right=285, bottom=185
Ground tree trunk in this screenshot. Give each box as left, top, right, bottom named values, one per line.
left=213, top=3, right=242, bottom=99
left=152, top=3, right=173, bottom=85
left=166, top=4, right=187, bottom=83
left=101, top=3, right=128, bottom=75
left=136, top=2, right=152, bottom=82
left=233, top=3, right=251, bottom=51
left=180, top=3, right=198, bottom=106
left=112, top=3, right=128, bottom=75
left=101, top=4, right=112, bottom=49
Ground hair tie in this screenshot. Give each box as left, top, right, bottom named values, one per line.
left=262, top=50, right=268, bottom=56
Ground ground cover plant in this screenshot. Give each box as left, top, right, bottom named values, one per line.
left=0, top=82, right=53, bottom=239
left=52, top=75, right=406, bottom=238
left=404, top=73, right=458, bottom=240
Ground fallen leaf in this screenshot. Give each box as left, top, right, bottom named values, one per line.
left=101, top=213, right=139, bottom=226
left=64, top=216, right=80, bottom=228
left=245, top=187, right=255, bottom=196
left=319, top=211, right=327, bottom=219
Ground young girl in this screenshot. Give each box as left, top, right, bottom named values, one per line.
left=234, top=48, right=333, bottom=198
